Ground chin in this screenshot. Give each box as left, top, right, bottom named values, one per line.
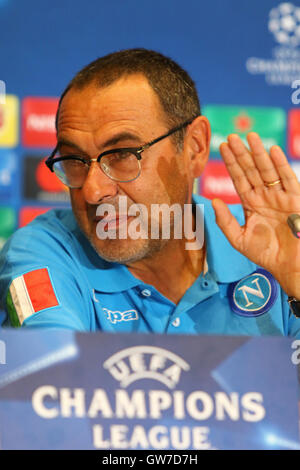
left=74, top=209, right=168, bottom=264
left=90, top=236, right=166, bottom=264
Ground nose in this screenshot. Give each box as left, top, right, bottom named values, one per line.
left=81, top=161, right=118, bottom=204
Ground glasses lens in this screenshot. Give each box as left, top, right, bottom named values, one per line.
left=52, top=158, right=88, bottom=188
left=100, top=151, right=141, bottom=182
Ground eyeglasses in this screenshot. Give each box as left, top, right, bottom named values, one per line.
left=45, top=118, right=195, bottom=188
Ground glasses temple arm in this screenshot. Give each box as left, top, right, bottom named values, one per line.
left=139, top=117, right=196, bottom=152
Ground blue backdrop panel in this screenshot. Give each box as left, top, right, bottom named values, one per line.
left=0, top=0, right=299, bottom=318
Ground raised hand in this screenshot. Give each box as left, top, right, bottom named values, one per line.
left=212, top=132, right=300, bottom=298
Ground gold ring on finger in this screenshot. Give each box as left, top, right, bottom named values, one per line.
left=265, top=179, right=281, bottom=187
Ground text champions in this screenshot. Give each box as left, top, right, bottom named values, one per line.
left=31, top=386, right=266, bottom=450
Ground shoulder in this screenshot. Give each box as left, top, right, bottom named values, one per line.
left=0, top=208, right=85, bottom=302
left=15, top=208, right=77, bottom=240
left=0, top=209, right=94, bottom=329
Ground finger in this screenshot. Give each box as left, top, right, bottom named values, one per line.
left=219, top=142, right=252, bottom=196
left=246, top=133, right=282, bottom=191
left=227, top=134, right=265, bottom=189
left=212, top=198, right=243, bottom=252
left=269, top=144, right=300, bottom=194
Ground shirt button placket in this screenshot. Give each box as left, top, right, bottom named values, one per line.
left=141, top=289, right=151, bottom=297
left=171, top=317, right=180, bottom=327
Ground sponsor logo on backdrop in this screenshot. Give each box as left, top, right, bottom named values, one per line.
left=22, top=97, right=58, bottom=147
left=0, top=150, right=17, bottom=200
left=233, top=112, right=253, bottom=133
left=203, top=105, right=286, bottom=155
left=246, top=2, right=300, bottom=85
left=23, top=155, right=69, bottom=203
left=19, top=207, right=52, bottom=227
left=288, top=109, right=300, bottom=158
left=0, top=95, right=19, bottom=147
left=201, top=161, right=240, bottom=204
left=0, top=207, right=16, bottom=248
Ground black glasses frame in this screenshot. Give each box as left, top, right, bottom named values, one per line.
left=45, top=117, right=196, bottom=181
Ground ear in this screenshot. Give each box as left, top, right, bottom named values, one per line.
left=184, top=115, right=211, bottom=178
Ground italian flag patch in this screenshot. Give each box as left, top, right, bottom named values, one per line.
left=6, top=268, right=59, bottom=327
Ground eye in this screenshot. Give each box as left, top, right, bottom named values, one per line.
left=64, top=158, right=83, bottom=166
left=57, top=158, right=86, bottom=175
left=114, top=150, right=133, bottom=159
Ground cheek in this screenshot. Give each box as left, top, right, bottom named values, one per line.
left=70, top=189, right=80, bottom=208
left=155, top=154, right=189, bottom=204
left=70, top=190, right=88, bottom=220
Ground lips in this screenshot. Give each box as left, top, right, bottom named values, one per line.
left=94, top=213, right=130, bottom=231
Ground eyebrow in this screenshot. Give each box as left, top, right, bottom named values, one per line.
left=56, top=132, right=143, bottom=154
left=102, top=132, right=143, bottom=148
left=56, top=138, right=85, bottom=153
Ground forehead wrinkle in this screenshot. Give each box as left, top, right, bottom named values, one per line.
left=62, top=75, right=165, bottom=120
left=58, top=78, right=170, bottom=154
left=59, top=99, right=157, bottom=137
left=92, top=118, right=149, bottom=151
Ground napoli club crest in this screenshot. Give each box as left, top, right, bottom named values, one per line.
left=228, top=269, right=278, bottom=317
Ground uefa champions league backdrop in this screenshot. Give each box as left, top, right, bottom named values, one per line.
left=0, top=0, right=299, bottom=242
left=0, top=1, right=300, bottom=450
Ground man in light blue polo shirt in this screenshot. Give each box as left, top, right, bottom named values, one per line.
left=1, top=48, right=300, bottom=336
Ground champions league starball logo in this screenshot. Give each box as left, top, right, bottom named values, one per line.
left=245, top=2, right=300, bottom=85
left=268, top=3, right=300, bottom=47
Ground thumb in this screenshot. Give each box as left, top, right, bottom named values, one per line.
left=211, top=198, right=243, bottom=250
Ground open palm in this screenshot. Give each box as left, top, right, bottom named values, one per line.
left=212, top=132, right=300, bottom=298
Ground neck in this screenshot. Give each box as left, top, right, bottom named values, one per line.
left=127, top=236, right=205, bottom=304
